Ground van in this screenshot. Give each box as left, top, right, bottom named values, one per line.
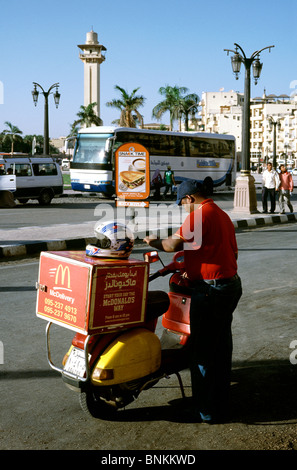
left=0, top=156, right=63, bottom=205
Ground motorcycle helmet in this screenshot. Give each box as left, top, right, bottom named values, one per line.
left=86, top=221, right=134, bottom=259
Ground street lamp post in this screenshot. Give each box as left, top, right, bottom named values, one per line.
left=268, top=116, right=281, bottom=169
left=224, top=43, right=274, bottom=213
left=284, top=143, right=289, bottom=167
left=32, top=82, right=61, bottom=155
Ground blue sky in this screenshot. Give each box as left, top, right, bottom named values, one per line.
left=1, top=0, right=297, bottom=138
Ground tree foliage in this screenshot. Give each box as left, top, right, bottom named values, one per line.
left=73, top=102, right=103, bottom=128
left=2, top=121, right=23, bottom=153
left=152, top=85, right=199, bottom=131
left=106, top=86, right=145, bottom=128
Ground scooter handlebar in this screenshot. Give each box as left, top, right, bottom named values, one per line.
left=146, top=251, right=184, bottom=283
left=148, top=263, right=176, bottom=282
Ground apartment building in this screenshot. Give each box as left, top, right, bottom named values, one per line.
left=200, top=89, right=297, bottom=168
left=200, top=90, right=244, bottom=155
left=250, top=92, right=297, bottom=167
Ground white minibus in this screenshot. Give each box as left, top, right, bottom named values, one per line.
left=0, top=155, right=63, bottom=205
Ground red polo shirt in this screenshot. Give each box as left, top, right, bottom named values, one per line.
left=175, top=199, right=238, bottom=281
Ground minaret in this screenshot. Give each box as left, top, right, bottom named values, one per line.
left=78, top=30, right=106, bottom=118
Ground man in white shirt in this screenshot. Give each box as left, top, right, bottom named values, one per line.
left=262, top=162, right=280, bottom=213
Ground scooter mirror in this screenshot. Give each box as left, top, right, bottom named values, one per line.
left=173, top=251, right=185, bottom=270
left=143, top=251, right=160, bottom=263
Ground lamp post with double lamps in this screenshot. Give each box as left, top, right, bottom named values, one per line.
left=32, top=82, right=61, bottom=155
left=224, top=43, right=274, bottom=213
left=268, top=116, right=281, bottom=170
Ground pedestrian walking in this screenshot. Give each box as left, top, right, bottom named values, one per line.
left=151, top=169, right=162, bottom=199
left=278, top=164, right=294, bottom=213
left=143, top=179, right=242, bottom=423
left=163, top=166, right=175, bottom=197
left=262, top=162, right=280, bottom=213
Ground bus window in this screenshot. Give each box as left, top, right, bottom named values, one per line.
left=167, top=135, right=186, bottom=156
left=74, top=135, right=112, bottom=164
left=207, top=139, right=220, bottom=158
left=189, top=139, right=220, bottom=158
left=219, top=140, right=234, bottom=158
left=115, top=131, right=151, bottom=151
left=115, top=131, right=179, bottom=157
left=147, top=134, right=170, bottom=156
left=188, top=139, right=200, bottom=157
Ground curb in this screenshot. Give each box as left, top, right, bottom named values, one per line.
left=1, top=213, right=297, bottom=260
left=232, top=212, right=297, bottom=229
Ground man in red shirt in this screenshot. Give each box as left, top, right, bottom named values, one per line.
left=144, top=180, right=242, bottom=423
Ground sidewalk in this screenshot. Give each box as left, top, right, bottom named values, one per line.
left=1, top=202, right=296, bottom=259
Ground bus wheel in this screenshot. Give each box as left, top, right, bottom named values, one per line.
left=203, top=177, right=213, bottom=196
left=38, top=189, right=53, bottom=205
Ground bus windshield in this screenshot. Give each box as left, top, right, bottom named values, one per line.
left=73, top=134, right=113, bottom=164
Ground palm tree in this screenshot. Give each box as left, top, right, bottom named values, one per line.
left=67, top=123, right=80, bottom=139
left=106, top=86, right=145, bottom=128
left=2, top=121, right=23, bottom=153
left=152, top=85, right=188, bottom=131
left=152, top=86, right=200, bottom=131
left=73, top=102, right=103, bottom=128
left=179, top=93, right=200, bottom=131
left=65, top=123, right=80, bottom=153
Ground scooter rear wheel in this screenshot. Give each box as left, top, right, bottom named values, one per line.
left=79, top=390, right=117, bottom=419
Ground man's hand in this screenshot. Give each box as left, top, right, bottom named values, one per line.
left=143, top=234, right=159, bottom=245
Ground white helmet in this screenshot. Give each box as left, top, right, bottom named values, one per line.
left=86, top=221, right=134, bottom=259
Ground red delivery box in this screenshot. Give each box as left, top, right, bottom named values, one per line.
left=36, top=251, right=149, bottom=334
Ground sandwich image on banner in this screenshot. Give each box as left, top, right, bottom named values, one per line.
left=120, top=171, right=145, bottom=189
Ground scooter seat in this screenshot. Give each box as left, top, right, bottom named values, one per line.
left=146, top=290, right=170, bottom=321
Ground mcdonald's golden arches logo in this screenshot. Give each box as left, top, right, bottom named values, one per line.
left=54, top=264, right=71, bottom=290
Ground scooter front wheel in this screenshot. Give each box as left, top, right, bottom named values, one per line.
left=79, top=390, right=117, bottom=419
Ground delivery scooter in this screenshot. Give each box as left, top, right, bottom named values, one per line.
left=41, top=250, right=193, bottom=419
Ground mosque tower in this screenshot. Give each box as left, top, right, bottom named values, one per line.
left=78, top=30, right=107, bottom=119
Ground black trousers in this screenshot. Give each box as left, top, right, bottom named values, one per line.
left=164, top=183, right=173, bottom=196
left=262, top=187, right=276, bottom=213
left=189, top=276, right=242, bottom=421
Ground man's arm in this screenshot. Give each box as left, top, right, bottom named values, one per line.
left=289, top=173, right=294, bottom=192
left=275, top=172, right=280, bottom=189
left=143, top=234, right=183, bottom=252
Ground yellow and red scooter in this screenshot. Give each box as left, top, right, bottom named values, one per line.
left=38, top=248, right=192, bottom=419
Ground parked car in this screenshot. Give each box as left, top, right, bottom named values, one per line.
left=290, top=168, right=297, bottom=176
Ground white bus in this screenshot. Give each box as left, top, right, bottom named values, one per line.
left=70, top=126, right=236, bottom=196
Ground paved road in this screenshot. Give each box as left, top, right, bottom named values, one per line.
left=1, top=224, right=297, bottom=451
left=1, top=187, right=297, bottom=239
